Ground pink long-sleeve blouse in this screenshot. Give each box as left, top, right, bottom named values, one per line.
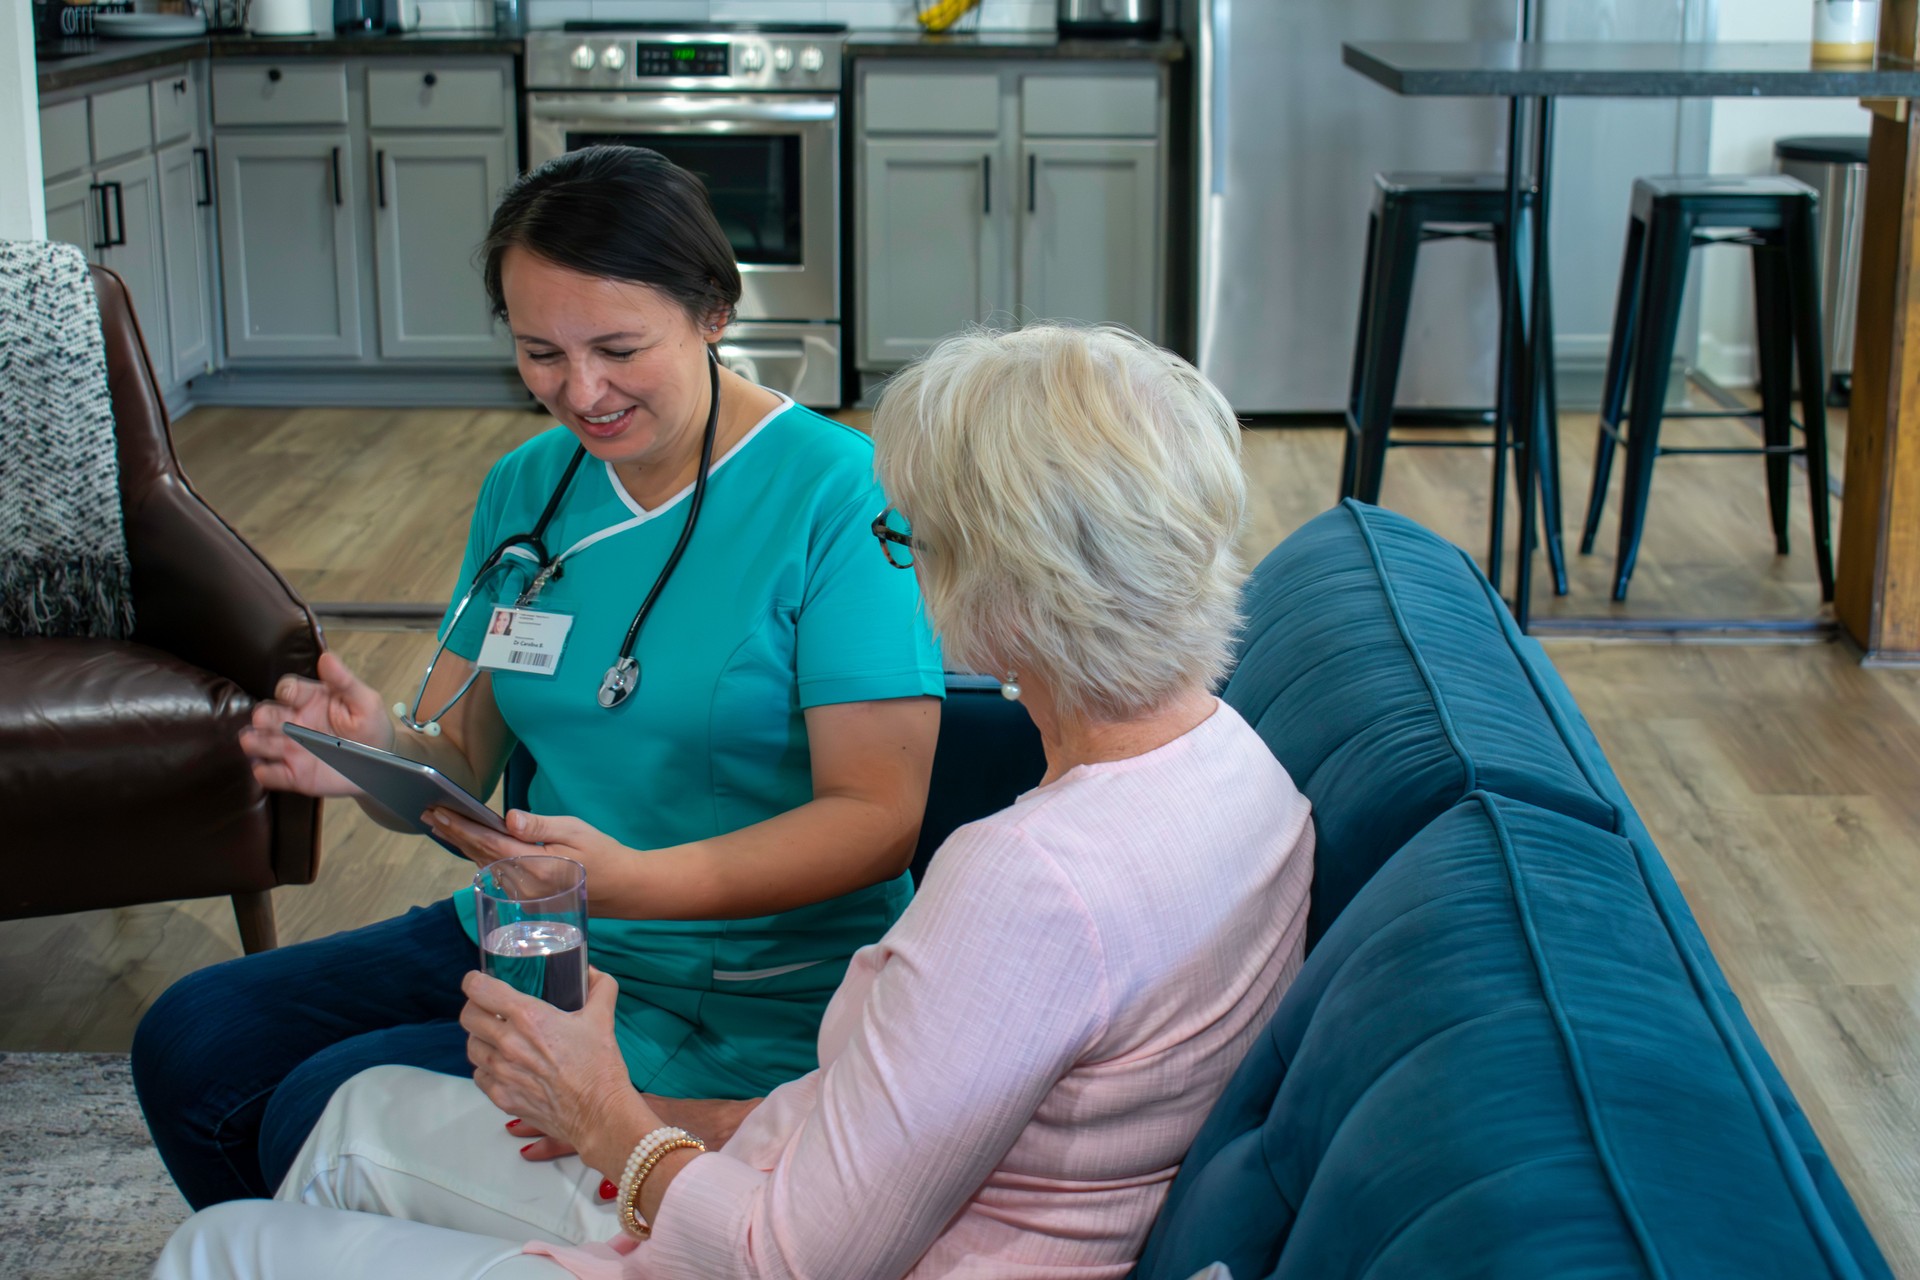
left=531, top=699, right=1314, bottom=1280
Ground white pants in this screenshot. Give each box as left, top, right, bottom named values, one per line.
left=153, top=1065, right=619, bottom=1279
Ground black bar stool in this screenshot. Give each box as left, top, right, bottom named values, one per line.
left=1579, top=175, right=1834, bottom=602
left=1343, top=172, right=1567, bottom=595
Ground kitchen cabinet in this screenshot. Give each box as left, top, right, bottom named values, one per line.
left=371, top=134, right=513, bottom=361
left=156, top=139, right=217, bottom=381
left=216, top=132, right=364, bottom=360
left=860, top=138, right=1004, bottom=369
left=38, top=65, right=214, bottom=405
left=854, top=61, right=1168, bottom=378
left=213, top=56, right=517, bottom=371
left=93, top=151, right=172, bottom=381
left=1018, top=138, right=1159, bottom=339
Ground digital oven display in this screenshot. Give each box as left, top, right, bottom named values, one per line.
left=635, top=42, right=730, bottom=76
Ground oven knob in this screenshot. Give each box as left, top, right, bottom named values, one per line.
left=737, top=45, right=766, bottom=73
left=570, top=44, right=595, bottom=71
left=799, top=45, right=825, bottom=73
left=602, top=45, right=627, bottom=71
left=772, top=45, right=795, bottom=72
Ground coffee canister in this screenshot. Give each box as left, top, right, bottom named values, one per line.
left=249, top=0, right=314, bottom=34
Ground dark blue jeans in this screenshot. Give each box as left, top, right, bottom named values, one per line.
left=131, top=898, right=478, bottom=1209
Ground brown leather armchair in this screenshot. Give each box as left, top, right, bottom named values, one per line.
left=0, top=265, right=323, bottom=952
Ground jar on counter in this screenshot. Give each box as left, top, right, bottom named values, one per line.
left=1813, top=0, right=1880, bottom=63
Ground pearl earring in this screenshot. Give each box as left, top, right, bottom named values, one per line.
left=1000, top=671, right=1022, bottom=701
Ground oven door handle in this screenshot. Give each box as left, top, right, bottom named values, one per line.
left=526, top=96, right=837, bottom=126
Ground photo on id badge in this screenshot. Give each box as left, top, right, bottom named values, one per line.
left=478, top=606, right=573, bottom=675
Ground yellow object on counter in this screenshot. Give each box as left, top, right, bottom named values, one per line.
left=917, top=0, right=981, bottom=33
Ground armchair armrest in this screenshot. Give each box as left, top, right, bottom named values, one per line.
left=93, top=265, right=322, bottom=702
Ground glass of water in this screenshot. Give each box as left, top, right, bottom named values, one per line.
left=473, top=855, right=588, bottom=1012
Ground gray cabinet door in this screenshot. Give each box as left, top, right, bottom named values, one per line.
left=156, top=140, right=216, bottom=382
left=216, top=132, right=363, bottom=360
left=371, top=133, right=511, bottom=361
left=94, top=152, right=173, bottom=383
left=860, top=137, right=1003, bottom=369
left=1017, top=139, right=1160, bottom=341
left=44, top=174, right=98, bottom=260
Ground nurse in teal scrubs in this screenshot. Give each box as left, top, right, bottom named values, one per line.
left=131, top=145, right=944, bottom=1209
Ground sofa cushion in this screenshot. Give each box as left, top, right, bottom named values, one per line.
left=1500, top=624, right=1895, bottom=1280
left=1222, top=501, right=1621, bottom=946
left=0, top=637, right=270, bottom=916
left=1133, top=793, right=1883, bottom=1280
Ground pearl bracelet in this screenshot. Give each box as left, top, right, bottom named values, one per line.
left=617, top=1126, right=706, bottom=1239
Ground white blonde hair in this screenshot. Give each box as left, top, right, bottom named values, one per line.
left=871, top=324, right=1247, bottom=722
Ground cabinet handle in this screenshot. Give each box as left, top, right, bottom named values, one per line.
left=194, top=147, right=213, bottom=207
left=330, top=146, right=342, bottom=206
left=106, top=181, right=127, bottom=247
left=172, top=78, right=187, bottom=95
left=423, top=72, right=438, bottom=86
left=89, top=183, right=111, bottom=250
left=982, top=155, right=991, bottom=215
left=267, top=67, right=282, bottom=82
left=376, top=149, right=387, bottom=208
left=1028, top=154, right=1037, bottom=214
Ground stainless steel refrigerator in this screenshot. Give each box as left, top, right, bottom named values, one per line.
left=1181, top=0, right=1713, bottom=415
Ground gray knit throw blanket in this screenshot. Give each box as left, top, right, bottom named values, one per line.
left=0, top=240, right=134, bottom=639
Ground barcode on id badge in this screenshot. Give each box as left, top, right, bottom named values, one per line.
left=508, top=650, right=555, bottom=669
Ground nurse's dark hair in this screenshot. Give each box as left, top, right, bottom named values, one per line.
left=480, top=145, right=742, bottom=328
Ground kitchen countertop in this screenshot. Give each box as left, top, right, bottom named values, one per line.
left=36, top=25, right=1181, bottom=96
left=1343, top=39, right=1920, bottom=98
left=36, top=30, right=521, bottom=95
left=846, top=29, right=1184, bottom=62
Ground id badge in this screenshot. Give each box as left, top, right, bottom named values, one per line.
left=476, top=607, right=573, bottom=676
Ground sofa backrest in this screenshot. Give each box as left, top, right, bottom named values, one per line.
left=1134, top=792, right=1883, bottom=1280
left=1220, top=501, right=1621, bottom=946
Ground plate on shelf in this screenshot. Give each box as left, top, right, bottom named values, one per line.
left=93, top=13, right=210, bottom=37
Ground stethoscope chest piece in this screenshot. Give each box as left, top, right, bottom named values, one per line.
left=597, top=657, right=640, bottom=709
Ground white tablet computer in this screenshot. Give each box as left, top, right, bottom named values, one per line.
left=282, top=724, right=508, bottom=837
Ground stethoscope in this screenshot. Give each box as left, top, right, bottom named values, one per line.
left=394, top=347, right=720, bottom=734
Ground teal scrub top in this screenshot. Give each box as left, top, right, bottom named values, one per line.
left=438, top=397, right=943, bottom=1097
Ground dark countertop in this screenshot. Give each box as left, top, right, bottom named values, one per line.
left=847, top=29, right=1184, bottom=62
left=37, top=30, right=521, bottom=95
left=1344, top=39, right=1920, bottom=98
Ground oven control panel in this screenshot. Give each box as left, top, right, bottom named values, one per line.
left=526, top=31, right=845, bottom=91
left=635, top=42, right=730, bottom=77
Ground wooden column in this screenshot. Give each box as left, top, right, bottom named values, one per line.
left=1838, top=0, right=1920, bottom=659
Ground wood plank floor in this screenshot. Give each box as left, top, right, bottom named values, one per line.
left=3, top=403, right=1914, bottom=1274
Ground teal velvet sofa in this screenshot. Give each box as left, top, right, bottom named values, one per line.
left=1132, top=501, right=1893, bottom=1280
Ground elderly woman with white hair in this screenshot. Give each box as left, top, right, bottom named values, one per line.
left=154, top=324, right=1314, bottom=1280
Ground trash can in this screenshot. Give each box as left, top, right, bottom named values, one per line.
left=1775, top=134, right=1869, bottom=404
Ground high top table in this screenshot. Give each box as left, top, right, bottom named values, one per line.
left=1344, top=38, right=1920, bottom=649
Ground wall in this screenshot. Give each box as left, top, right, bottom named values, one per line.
left=4, top=0, right=47, bottom=239
left=402, top=0, right=1055, bottom=30
left=1699, top=0, right=1870, bottom=385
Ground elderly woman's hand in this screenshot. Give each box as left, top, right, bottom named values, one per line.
left=461, top=966, right=647, bottom=1172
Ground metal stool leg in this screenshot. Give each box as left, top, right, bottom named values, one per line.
left=1583, top=215, right=1647, bottom=555
left=1532, top=253, right=1570, bottom=595
left=1352, top=196, right=1421, bottom=505
left=1752, top=241, right=1796, bottom=556
left=1785, top=198, right=1836, bottom=602
left=1341, top=212, right=1382, bottom=500
left=1612, top=207, right=1693, bottom=601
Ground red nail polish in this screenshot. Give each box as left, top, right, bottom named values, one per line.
left=598, top=1179, right=617, bottom=1201
left=505, top=1118, right=522, bottom=1131
left=520, top=1141, right=538, bottom=1154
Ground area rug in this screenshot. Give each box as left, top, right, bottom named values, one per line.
left=0, top=1052, right=186, bottom=1279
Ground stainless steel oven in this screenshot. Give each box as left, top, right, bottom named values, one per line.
left=525, top=25, right=846, bottom=407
